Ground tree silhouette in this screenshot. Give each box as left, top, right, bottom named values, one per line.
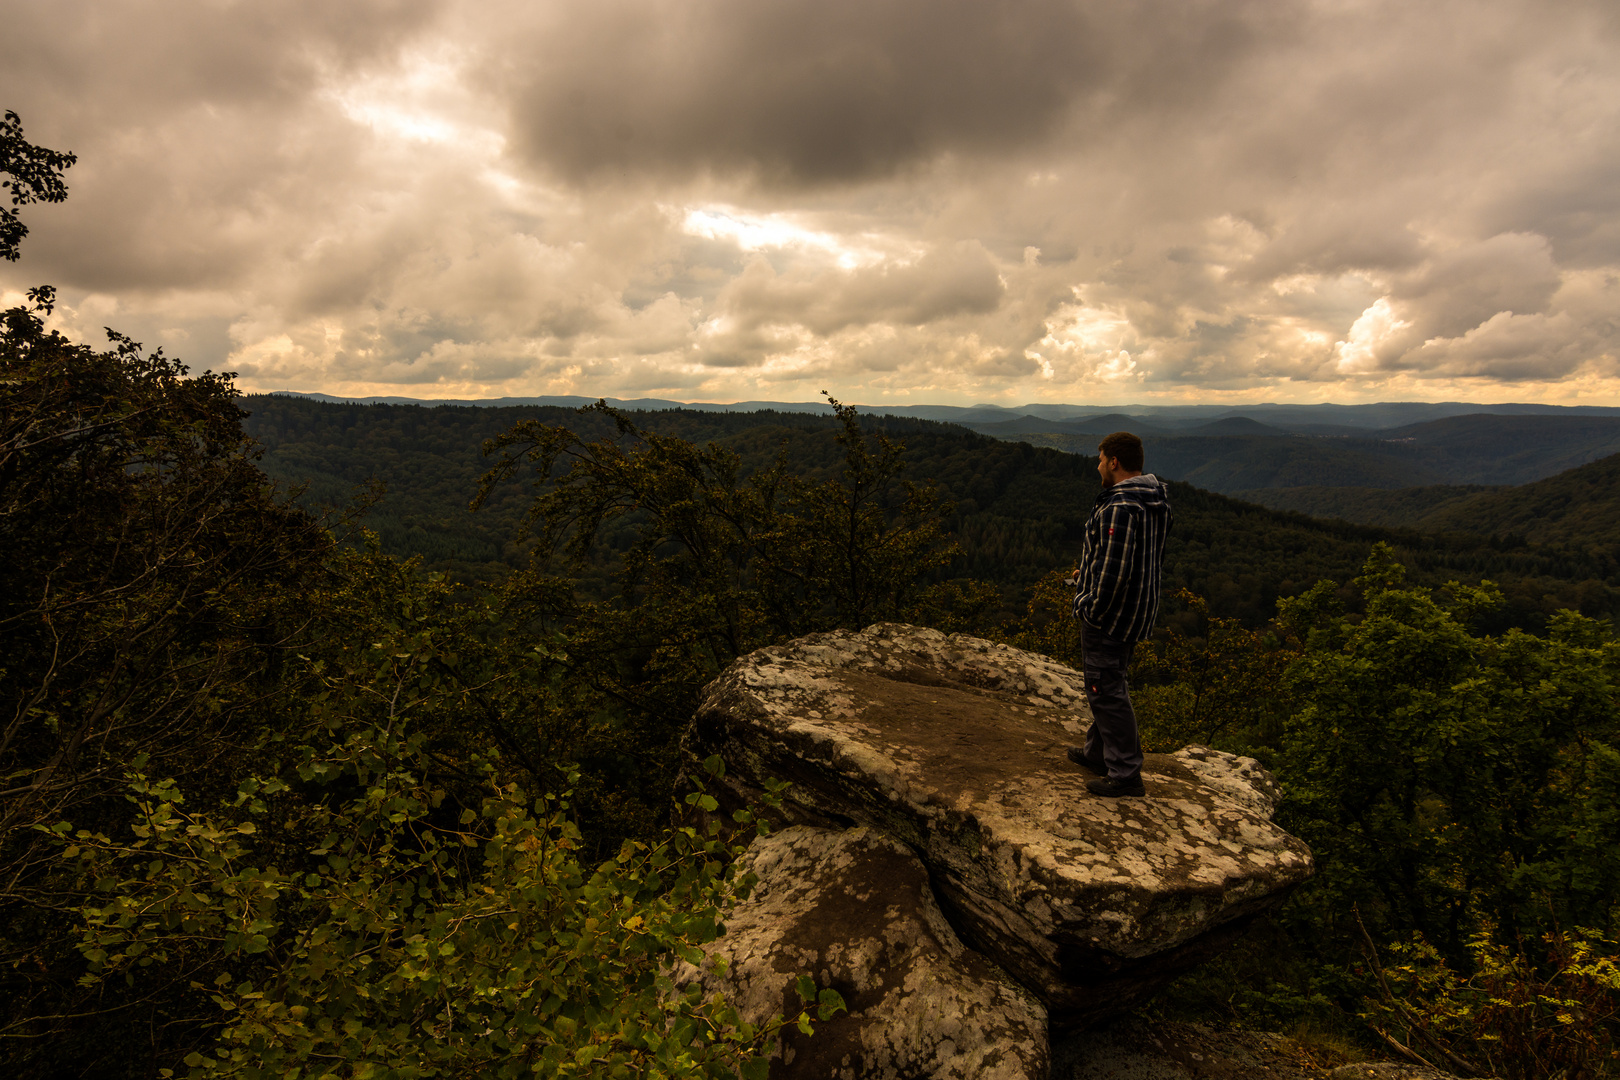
left=0, top=110, right=75, bottom=262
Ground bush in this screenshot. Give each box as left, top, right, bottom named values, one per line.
left=1365, top=922, right=1620, bottom=1080
left=50, top=600, right=840, bottom=1079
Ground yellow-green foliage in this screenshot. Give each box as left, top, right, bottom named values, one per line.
left=1370, top=926, right=1620, bottom=1080
left=50, top=606, right=841, bottom=1079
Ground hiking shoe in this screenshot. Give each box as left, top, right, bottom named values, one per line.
left=1087, top=775, right=1146, bottom=798
left=1066, top=746, right=1105, bottom=775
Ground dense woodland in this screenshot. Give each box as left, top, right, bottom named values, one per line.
left=996, top=413, right=1620, bottom=493
left=1244, top=452, right=1620, bottom=554
left=242, top=394, right=1620, bottom=636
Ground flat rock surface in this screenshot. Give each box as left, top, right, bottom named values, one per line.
left=687, top=623, right=1315, bottom=1027
left=672, top=825, right=1048, bottom=1080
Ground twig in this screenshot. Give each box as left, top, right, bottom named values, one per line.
left=1370, top=1024, right=1441, bottom=1072
left=1352, top=904, right=1486, bottom=1078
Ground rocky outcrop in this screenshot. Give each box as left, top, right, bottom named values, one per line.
left=685, top=623, right=1314, bottom=1030
left=673, top=825, right=1048, bottom=1080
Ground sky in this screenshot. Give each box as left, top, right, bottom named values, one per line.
left=2, top=0, right=1618, bottom=407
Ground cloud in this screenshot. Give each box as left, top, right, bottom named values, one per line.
left=712, top=242, right=1003, bottom=336
left=1, top=0, right=1617, bottom=404
left=1396, top=233, right=1562, bottom=338
left=494, top=0, right=1267, bottom=186
left=1413, top=311, right=1582, bottom=379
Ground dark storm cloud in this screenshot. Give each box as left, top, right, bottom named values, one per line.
left=1237, top=213, right=1428, bottom=282
left=1397, top=233, right=1561, bottom=338
left=498, top=0, right=1271, bottom=186
left=1480, top=150, right=1620, bottom=268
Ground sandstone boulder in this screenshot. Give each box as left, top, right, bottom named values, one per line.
left=685, top=623, right=1315, bottom=1029
left=673, top=824, right=1049, bottom=1080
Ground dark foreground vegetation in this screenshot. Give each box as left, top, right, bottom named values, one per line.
left=5, top=293, right=1618, bottom=1078
left=2, top=298, right=851, bottom=1078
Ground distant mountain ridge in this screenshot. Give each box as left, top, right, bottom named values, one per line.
left=267, top=391, right=1620, bottom=432
left=996, top=414, right=1620, bottom=494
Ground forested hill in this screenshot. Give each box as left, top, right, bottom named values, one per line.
left=240, top=394, right=1618, bottom=630
left=998, top=413, right=1620, bottom=494
left=1419, top=452, right=1620, bottom=547
left=1244, top=452, right=1620, bottom=554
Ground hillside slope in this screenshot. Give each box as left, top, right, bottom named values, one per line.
left=996, top=414, right=1620, bottom=494
left=1230, top=485, right=1497, bottom=528
left=242, top=395, right=1412, bottom=624
left=1238, top=453, right=1620, bottom=558
left=241, top=396, right=1620, bottom=629
left=1013, top=432, right=1437, bottom=492
left=1370, top=414, right=1620, bottom=485
left=1420, top=453, right=1620, bottom=551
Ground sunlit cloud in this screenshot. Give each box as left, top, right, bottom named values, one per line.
left=1028, top=299, right=1143, bottom=384
left=1334, top=298, right=1412, bottom=374
left=679, top=206, right=900, bottom=269
left=325, top=47, right=501, bottom=153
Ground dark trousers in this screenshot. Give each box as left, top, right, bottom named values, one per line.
left=1077, top=621, right=1143, bottom=782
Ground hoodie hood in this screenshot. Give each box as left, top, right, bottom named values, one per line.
left=1096, top=473, right=1169, bottom=510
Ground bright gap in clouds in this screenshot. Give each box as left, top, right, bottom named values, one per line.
left=326, top=48, right=504, bottom=157
left=680, top=207, right=893, bottom=269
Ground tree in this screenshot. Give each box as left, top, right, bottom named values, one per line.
left=1, top=110, right=75, bottom=262
left=778, top=394, right=958, bottom=630
left=1140, top=548, right=1620, bottom=1074
left=48, top=562, right=839, bottom=1079
left=1, top=298, right=331, bottom=1072
left=1, top=300, right=331, bottom=845
left=1131, top=588, right=1299, bottom=754
left=469, top=397, right=959, bottom=846
left=1275, top=544, right=1620, bottom=957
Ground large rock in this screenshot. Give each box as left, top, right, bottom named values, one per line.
left=673, top=825, right=1048, bottom=1079
left=685, top=623, right=1315, bottom=1029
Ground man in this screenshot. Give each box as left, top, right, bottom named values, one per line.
left=1066, top=431, right=1171, bottom=797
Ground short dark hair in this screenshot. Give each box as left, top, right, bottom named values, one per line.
left=1097, top=431, right=1144, bottom=472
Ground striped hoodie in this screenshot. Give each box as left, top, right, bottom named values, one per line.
left=1072, top=474, right=1172, bottom=642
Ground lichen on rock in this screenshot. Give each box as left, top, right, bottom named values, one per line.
left=685, top=623, right=1315, bottom=1029
left=671, top=824, right=1049, bottom=1080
